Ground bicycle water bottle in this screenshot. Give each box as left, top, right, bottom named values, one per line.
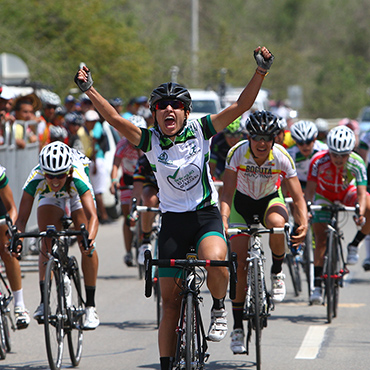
left=64, top=274, right=72, bottom=307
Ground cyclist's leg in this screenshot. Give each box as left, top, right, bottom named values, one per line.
left=264, top=200, right=289, bottom=302
left=141, top=185, right=159, bottom=236
left=0, top=223, right=30, bottom=328
left=158, top=276, right=182, bottom=359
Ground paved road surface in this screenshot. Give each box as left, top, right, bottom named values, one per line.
left=1, top=213, right=370, bottom=370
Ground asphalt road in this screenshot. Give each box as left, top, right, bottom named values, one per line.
left=1, top=212, right=370, bottom=370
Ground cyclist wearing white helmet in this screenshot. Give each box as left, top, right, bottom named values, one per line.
left=306, top=125, right=370, bottom=304
left=15, top=142, right=100, bottom=330
left=75, top=46, right=274, bottom=370
left=288, top=120, right=327, bottom=190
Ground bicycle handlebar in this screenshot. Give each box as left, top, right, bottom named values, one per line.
left=228, top=223, right=290, bottom=237
left=307, top=201, right=360, bottom=216
left=3, top=214, right=90, bottom=255
left=144, top=250, right=238, bottom=300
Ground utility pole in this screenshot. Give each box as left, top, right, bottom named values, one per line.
left=191, top=0, right=199, bottom=86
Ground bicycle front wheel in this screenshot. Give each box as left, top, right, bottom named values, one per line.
left=325, top=230, right=338, bottom=323
left=0, top=312, right=6, bottom=359
left=253, top=258, right=262, bottom=370
left=67, top=256, right=84, bottom=366
left=185, top=293, right=198, bottom=370
left=286, top=253, right=301, bottom=297
left=303, top=227, right=315, bottom=300
left=3, top=312, right=11, bottom=353
left=44, top=258, right=64, bottom=370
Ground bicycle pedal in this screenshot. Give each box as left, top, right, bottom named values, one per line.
left=16, top=320, right=29, bottom=330
left=36, top=317, right=44, bottom=325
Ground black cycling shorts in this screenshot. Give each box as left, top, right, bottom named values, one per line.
left=158, top=206, right=225, bottom=277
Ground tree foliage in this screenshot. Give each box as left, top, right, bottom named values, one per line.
left=1, top=0, right=370, bottom=118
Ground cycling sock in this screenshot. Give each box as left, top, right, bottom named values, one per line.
left=271, top=252, right=285, bottom=274
left=350, top=231, right=365, bottom=247
left=13, top=289, right=25, bottom=308
left=160, top=357, right=174, bottom=370
left=85, top=285, right=96, bottom=307
left=212, top=296, right=225, bottom=310
left=39, top=281, right=45, bottom=304
left=314, top=266, right=323, bottom=287
left=232, top=301, right=244, bottom=330
left=142, top=231, right=151, bottom=241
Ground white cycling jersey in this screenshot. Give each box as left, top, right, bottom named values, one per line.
left=225, top=140, right=297, bottom=199
left=287, top=140, right=327, bottom=183
left=137, top=115, right=218, bottom=213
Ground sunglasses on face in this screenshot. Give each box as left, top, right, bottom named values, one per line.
left=296, top=139, right=314, bottom=146
left=44, top=173, right=68, bottom=180
left=155, top=100, right=184, bottom=110
left=250, top=134, right=274, bottom=142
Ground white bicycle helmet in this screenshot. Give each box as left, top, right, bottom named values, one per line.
left=128, top=114, right=147, bottom=129
left=327, top=126, right=355, bottom=155
left=290, top=120, right=318, bottom=143
left=39, top=142, right=72, bottom=175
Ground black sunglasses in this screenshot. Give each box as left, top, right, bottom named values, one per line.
left=250, top=134, right=274, bottom=142
left=296, top=139, right=314, bottom=146
left=155, top=100, right=184, bottom=110
left=44, top=173, right=68, bottom=180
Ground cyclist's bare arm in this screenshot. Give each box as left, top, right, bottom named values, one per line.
left=284, top=176, right=308, bottom=243
left=356, top=184, right=368, bottom=227
left=76, top=67, right=142, bottom=146
left=15, top=191, right=34, bottom=233
left=304, top=180, right=317, bottom=204
left=0, top=183, right=17, bottom=223
left=220, top=169, right=237, bottom=232
left=79, top=190, right=99, bottom=245
left=211, top=46, right=273, bottom=134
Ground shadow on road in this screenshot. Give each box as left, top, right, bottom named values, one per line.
left=137, top=360, right=255, bottom=370
left=99, top=320, right=157, bottom=331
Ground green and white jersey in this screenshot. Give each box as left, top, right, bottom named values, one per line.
left=137, top=115, right=218, bottom=213
left=287, top=140, right=327, bottom=183
left=23, top=149, right=93, bottom=201
left=0, top=165, right=8, bottom=190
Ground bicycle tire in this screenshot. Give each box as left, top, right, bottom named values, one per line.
left=303, top=227, right=314, bottom=300
left=286, top=253, right=301, bottom=297
left=253, top=258, right=262, bottom=370
left=153, top=271, right=162, bottom=329
left=44, top=258, right=64, bottom=370
left=3, top=313, right=11, bottom=353
left=185, top=293, right=197, bottom=370
left=0, top=312, right=6, bottom=359
left=325, top=230, right=336, bottom=323
left=67, top=256, right=84, bottom=366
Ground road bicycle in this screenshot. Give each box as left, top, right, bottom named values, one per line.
left=228, top=216, right=290, bottom=370
left=8, top=217, right=90, bottom=370
left=131, top=198, right=162, bottom=328
left=308, top=201, right=359, bottom=323
left=284, top=197, right=314, bottom=300
left=144, top=248, right=237, bottom=370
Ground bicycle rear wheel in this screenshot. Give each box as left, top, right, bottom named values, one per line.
left=67, top=256, right=84, bottom=366
left=325, top=230, right=337, bottom=323
left=44, top=258, right=64, bottom=370
left=0, top=313, right=6, bottom=359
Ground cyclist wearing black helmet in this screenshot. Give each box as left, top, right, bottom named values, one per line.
left=75, top=46, right=273, bottom=370
left=220, top=110, right=307, bottom=354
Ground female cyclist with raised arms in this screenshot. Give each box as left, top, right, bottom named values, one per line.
left=75, top=46, right=273, bottom=370
left=220, top=111, right=308, bottom=354
left=15, top=142, right=100, bottom=329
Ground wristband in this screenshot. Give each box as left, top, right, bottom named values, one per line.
left=111, top=178, right=118, bottom=183
left=256, top=68, right=269, bottom=77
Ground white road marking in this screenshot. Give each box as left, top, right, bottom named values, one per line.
left=295, top=326, right=327, bottom=360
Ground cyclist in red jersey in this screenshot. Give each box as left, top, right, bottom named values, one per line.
left=306, top=126, right=370, bottom=304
